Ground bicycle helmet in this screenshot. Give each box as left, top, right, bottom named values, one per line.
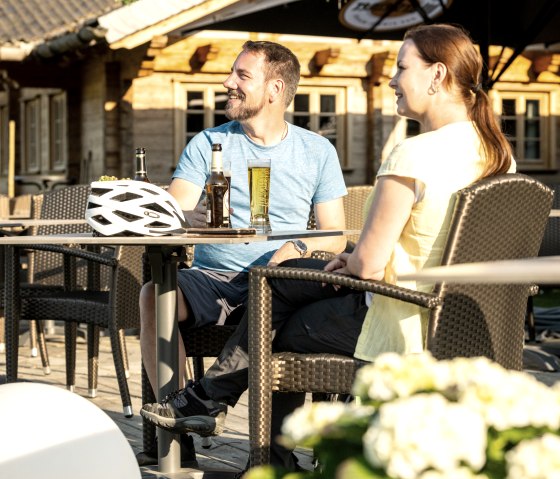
left=85, top=180, right=186, bottom=236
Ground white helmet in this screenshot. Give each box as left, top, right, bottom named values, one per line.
left=85, top=180, right=186, bottom=236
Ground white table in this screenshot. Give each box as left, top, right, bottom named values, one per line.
left=0, top=228, right=357, bottom=477
left=399, top=255, right=560, bottom=284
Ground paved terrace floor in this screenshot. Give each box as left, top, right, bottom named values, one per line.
left=2, top=330, right=560, bottom=478
left=0, top=331, right=315, bottom=478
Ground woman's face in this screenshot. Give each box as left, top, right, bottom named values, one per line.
left=389, top=40, right=435, bottom=122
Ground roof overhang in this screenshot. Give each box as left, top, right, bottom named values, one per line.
left=101, top=0, right=298, bottom=50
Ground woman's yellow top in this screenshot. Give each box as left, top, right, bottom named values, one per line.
left=354, top=121, right=516, bottom=361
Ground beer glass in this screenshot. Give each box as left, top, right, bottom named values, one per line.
left=247, top=158, right=271, bottom=232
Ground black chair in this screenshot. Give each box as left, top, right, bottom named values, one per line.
left=246, top=173, right=553, bottom=467
left=4, top=185, right=143, bottom=417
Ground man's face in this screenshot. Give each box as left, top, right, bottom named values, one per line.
left=223, top=50, right=269, bottom=121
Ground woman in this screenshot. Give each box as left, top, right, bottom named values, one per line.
left=140, top=23, right=516, bottom=473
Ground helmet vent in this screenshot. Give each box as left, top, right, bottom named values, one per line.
left=114, top=210, right=142, bottom=222
left=142, top=202, right=171, bottom=216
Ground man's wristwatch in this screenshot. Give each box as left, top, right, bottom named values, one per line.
left=288, top=240, right=308, bottom=257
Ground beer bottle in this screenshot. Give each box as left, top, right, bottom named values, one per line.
left=134, top=147, right=150, bottom=182
left=206, top=143, right=230, bottom=228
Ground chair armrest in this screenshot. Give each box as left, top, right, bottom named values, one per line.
left=14, top=243, right=117, bottom=268
left=249, top=265, right=440, bottom=309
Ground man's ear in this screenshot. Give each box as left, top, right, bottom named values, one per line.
left=268, top=78, right=285, bottom=103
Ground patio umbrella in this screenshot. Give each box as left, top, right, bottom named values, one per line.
left=202, top=0, right=560, bottom=87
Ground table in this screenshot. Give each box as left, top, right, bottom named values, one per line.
left=399, top=255, right=560, bottom=283
left=0, top=228, right=357, bottom=477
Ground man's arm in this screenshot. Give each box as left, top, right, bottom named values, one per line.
left=167, top=178, right=206, bottom=227
left=268, top=197, right=347, bottom=265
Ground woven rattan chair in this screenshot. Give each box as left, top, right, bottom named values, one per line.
left=4, top=185, right=143, bottom=417
left=343, top=185, right=373, bottom=246
left=246, top=173, right=553, bottom=467
left=139, top=189, right=374, bottom=450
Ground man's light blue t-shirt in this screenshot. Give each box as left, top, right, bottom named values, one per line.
left=173, top=121, right=347, bottom=272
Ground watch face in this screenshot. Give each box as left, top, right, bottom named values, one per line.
left=293, top=240, right=307, bottom=256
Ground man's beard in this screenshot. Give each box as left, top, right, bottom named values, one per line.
left=225, top=92, right=266, bottom=121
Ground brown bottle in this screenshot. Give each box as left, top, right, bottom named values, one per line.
left=206, top=143, right=230, bottom=228
left=134, top=147, right=150, bottom=182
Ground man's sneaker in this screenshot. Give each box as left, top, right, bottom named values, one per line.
left=140, top=380, right=227, bottom=436
left=135, top=434, right=198, bottom=468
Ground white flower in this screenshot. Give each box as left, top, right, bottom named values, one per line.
left=363, top=393, right=487, bottom=479
left=419, top=467, right=489, bottom=479
left=280, top=401, right=373, bottom=447
left=352, top=352, right=446, bottom=402
left=457, top=368, right=560, bottom=431
left=506, top=433, right=560, bottom=479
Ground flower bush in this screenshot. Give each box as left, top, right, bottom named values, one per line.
left=245, top=352, right=560, bottom=479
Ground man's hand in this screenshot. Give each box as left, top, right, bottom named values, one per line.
left=267, top=241, right=302, bottom=267
left=184, top=197, right=207, bottom=228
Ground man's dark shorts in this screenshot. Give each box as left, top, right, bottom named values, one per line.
left=176, top=268, right=248, bottom=333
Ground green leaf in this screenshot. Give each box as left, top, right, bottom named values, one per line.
left=336, top=457, right=389, bottom=479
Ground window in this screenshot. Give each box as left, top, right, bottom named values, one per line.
left=0, top=94, right=8, bottom=175
left=496, top=91, right=551, bottom=169
left=20, top=88, right=67, bottom=174
left=286, top=87, right=347, bottom=166
left=50, top=93, right=66, bottom=170
left=175, top=84, right=348, bottom=166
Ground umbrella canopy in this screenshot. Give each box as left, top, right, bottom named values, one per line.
left=203, top=0, right=560, bottom=86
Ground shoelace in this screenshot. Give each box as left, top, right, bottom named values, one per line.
left=159, top=380, right=196, bottom=405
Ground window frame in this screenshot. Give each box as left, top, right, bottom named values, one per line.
left=492, top=89, right=552, bottom=170
left=19, top=88, right=68, bottom=175
left=174, top=82, right=349, bottom=168
left=0, top=92, right=8, bottom=176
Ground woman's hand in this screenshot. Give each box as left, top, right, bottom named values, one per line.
left=323, top=252, right=352, bottom=290
left=324, top=252, right=351, bottom=276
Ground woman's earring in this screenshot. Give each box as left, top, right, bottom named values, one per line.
left=428, top=82, right=439, bottom=95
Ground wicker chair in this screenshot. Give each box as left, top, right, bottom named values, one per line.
left=246, top=173, right=553, bottom=467
left=4, top=186, right=143, bottom=417
left=526, top=183, right=560, bottom=341
left=140, top=187, right=376, bottom=450
left=343, top=185, right=373, bottom=246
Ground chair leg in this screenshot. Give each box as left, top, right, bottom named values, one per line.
left=65, top=322, right=77, bottom=392
left=526, top=296, right=537, bottom=343
left=29, top=319, right=38, bottom=357
left=119, top=328, right=130, bottom=379
left=87, top=324, right=100, bottom=398
left=35, top=320, right=51, bottom=374
left=110, top=326, right=133, bottom=417
left=141, top=363, right=157, bottom=451
left=0, top=314, right=5, bottom=354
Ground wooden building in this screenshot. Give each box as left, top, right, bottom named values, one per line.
left=1, top=0, right=559, bottom=195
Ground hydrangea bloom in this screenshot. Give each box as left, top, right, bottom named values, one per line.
left=506, top=433, right=560, bottom=479
left=281, top=401, right=374, bottom=448
left=363, top=393, right=487, bottom=479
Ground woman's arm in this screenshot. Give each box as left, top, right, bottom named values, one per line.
left=341, top=175, right=415, bottom=280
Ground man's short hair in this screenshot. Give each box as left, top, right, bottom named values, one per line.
left=242, top=41, right=301, bottom=108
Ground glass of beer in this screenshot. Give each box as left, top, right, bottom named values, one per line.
left=247, top=158, right=271, bottom=232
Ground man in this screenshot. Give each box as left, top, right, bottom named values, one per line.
left=138, top=40, right=347, bottom=467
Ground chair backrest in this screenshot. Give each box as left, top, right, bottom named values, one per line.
left=428, top=173, right=553, bottom=369
left=27, top=185, right=93, bottom=287
left=343, top=185, right=373, bottom=244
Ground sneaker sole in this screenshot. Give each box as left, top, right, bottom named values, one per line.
left=140, top=409, right=225, bottom=437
